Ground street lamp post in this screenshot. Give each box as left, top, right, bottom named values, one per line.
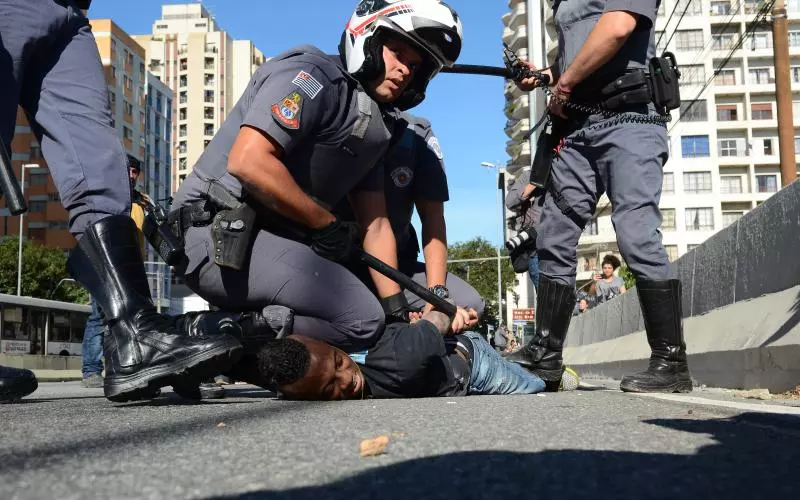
left=17, top=163, right=39, bottom=296
left=480, top=161, right=505, bottom=328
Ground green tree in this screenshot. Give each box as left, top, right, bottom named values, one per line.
left=447, top=237, right=516, bottom=330
left=0, top=237, right=88, bottom=303
left=618, top=265, right=636, bottom=290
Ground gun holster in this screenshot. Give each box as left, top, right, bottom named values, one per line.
left=134, top=191, right=185, bottom=267
left=210, top=202, right=257, bottom=271
left=648, top=52, right=681, bottom=112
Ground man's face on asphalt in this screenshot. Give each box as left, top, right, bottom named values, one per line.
left=279, top=335, right=364, bottom=401
left=368, top=36, right=423, bottom=103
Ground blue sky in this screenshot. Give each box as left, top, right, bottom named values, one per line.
left=89, top=0, right=511, bottom=246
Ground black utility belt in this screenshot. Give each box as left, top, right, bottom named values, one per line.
left=581, top=53, right=682, bottom=113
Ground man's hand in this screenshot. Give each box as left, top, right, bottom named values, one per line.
left=310, top=219, right=361, bottom=263
left=547, top=82, right=571, bottom=119
left=450, top=307, right=479, bottom=334
left=515, top=61, right=553, bottom=91
left=521, top=183, right=536, bottom=201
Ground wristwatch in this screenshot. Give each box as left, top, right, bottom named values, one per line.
left=429, top=285, right=450, bottom=300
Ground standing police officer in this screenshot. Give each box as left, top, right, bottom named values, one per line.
left=506, top=0, right=692, bottom=394
left=0, top=0, right=242, bottom=402
left=171, top=0, right=463, bottom=352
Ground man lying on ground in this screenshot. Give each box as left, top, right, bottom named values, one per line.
left=252, top=309, right=579, bottom=400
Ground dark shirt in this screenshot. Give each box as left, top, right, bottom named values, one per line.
left=355, top=321, right=471, bottom=398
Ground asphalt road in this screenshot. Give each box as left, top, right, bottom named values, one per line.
left=1, top=380, right=799, bottom=500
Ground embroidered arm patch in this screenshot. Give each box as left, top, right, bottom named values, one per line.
left=271, top=91, right=304, bottom=130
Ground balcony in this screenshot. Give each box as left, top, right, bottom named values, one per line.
left=502, top=26, right=515, bottom=45
left=505, top=118, right=531, bottom=140
left=504, top=93, right=530, bottom=120
left=509, top=2, right=527, bottom=29
left=509, top=25, right=528, bottom=52
left=501, top=11, right=512, bottom=27
left=506, top=139, right=531, bottom=164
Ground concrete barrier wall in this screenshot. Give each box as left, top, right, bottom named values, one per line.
left=564, top=180, right=800, bottom=391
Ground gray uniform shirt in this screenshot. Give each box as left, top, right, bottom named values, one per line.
left=554, top=0, right=660, bottom=98
left=173, top=45, right=392, bottom=213
left=335, top=113, right=448, bottom=258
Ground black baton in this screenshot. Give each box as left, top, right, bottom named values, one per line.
left=0, top=144, right=26, bottom=215
left=442, top=64, right=514, bottom=79
left=358, top=251, right=458, bottom=316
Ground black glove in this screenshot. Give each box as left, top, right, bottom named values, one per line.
left=310, top=219, right=361, bottom=263
left=380, top=292, right=412, bottom=324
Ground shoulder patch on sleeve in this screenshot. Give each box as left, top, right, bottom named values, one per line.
left=271, top=91, right=303, bottom=130
left=292, top=70, right=324, bottom=99
left=427, top=136, right=444, bottom=160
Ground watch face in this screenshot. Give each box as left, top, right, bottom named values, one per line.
left=432, top=286, right=449, bottom=299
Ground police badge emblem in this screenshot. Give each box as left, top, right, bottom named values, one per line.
left=391, top=166, right=413, bottom=188
left=271, top=91, right=303, bottom=129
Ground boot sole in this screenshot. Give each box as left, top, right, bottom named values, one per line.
left=104, top=340, right=243, bottom=402
left=0, top=378, right=38, bottom=403
left=619, top=379, right=693, bottom=394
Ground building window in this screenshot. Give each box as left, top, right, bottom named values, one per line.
left=748, top=68, right=772, bottom=85
left=179, top=108, right=187, bottom=120
left=679, top=100, right=707, bottom=121
left=683, top=172, right=713, bottom=193
left=123, top=126, right=133, bottom=140
left=676, top=30, right=704, bottom=51
left=795, top=136, right=800, bottom=151
left=790, top=31, right=800, bottom=47
left=48, top=192, right=60, bottom=201
left=179, top=158, right=187, bottom=170
left=763, top=138, right=774, bottom=155
left=29, top=173, right=48, bottom=186
left=685, top=208, right=714, bottom=231
left=180, top=58, right=187, bottom=71
left=715, top=69, right=737, bottom=85
left=30, top=144, right=41, bottom=159
left=718, top=138, right=746, bottom=156
left=665, top=245, right=679, bottom=262
left=722, top=211, right=744, bottom=228
left=748, top=32, right=772, bottom=50
left=179, top=124, right=187, bottom=137
left=681, top=135, right=710, bottom=157
left=751, top=103, right=773, bottom=120
left=712, top=33, right=737, bottom=50
left=792, top=66, right=800, bottom=83
left=756, top=174, right=778, bottom=193
left=28, top=200, right=46, bottom=213
left=716, top=104, right=738, bottom=121
left=720, top=176, right=743, bottom=194
left=204, top=74, right=215, bottom=86
left=204, top=107, right=214, bottom=120
left=204, top=123, right=214, bottom=136
left=679, top=0, right=703, bottom=14
left=156, top=23, right=168, bottom=29
left=660, top=209, right=676, bottom=231
left=204, top=139, right=211, bottom=149
left=178, top=141, right=187, bottom=154
left=662, top=173, right=675, bottom=194
left=679, top=65, right=705, bottom=85
left=711, top=1, right=732, bottom=15
left=179, top=75, right=187, bottom=87
left=205, top=57, right=215, bottom=70
left=179, top=91, right=187, bottom=104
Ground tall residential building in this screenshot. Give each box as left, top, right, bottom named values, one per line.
left=502, top=0, right=800, bottom=293
left=143, top=74, right=174, bottom=311
left=133, top=3, right=266, bottom=194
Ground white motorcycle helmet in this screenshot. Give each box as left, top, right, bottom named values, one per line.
left=340, top=0, right=463, bottom=110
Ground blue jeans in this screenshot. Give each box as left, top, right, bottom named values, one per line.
left=464, top=331, right=545, bottom=395
left=81, top=297, right=104, bottom=377
left=528, top=253, right=540, bottom=290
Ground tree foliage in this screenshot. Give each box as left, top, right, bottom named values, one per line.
left=618, top=265, right=636, bottom=290
left=0, top=237, right=88, bottom=303
left=447, top=237, right=516, bottom=329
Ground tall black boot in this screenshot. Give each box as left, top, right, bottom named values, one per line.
left=620, top=279, right=693, bottom=393
left=0, top=366, right=38, bottom=402
left=67, top=215, right=243, bottom=402
left=505, top=276, right=575, bottom=391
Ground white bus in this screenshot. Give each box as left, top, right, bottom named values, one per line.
left=0, top=293, right=91, bottom=356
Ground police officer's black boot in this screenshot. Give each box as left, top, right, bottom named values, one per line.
left=0, top=365, right=38, bottom=402
left=505, top=276, right=575, bottom=391
left=620, top=279, right=693, bottom=393
left=67, top=215, right=243, bottom=402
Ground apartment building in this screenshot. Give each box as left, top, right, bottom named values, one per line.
left=502, top=0, right=800, bottom=294
left=133, top=3, right=266, bottom=194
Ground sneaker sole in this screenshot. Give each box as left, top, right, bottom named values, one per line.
left=559, top=367, right=580, bottom=392
left=104, top=340, right=243, bottom=403
left=619, top=379, right=693, bottom=394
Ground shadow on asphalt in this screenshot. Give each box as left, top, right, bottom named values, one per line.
left=211, top=413, right=800, bottom=500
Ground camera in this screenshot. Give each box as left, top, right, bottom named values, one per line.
left=505, top=227, right=538, bottom=252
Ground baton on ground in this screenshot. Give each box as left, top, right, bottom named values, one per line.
left=358, top=250, right=458, bottom=317
left=442, top=64, right=513, bottom=79
left=0, top=144, right=26, bottom=215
